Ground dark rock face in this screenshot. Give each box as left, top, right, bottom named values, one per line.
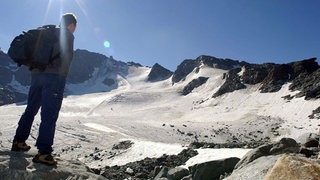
left=0, top=67, right=13, bottom=85
left=0, top=86, right=15, bottom=106
left=0, top=52, right=28, bottom=105
left=213, top=57, right=320, bottom=98
left=127, top=61, right=143, bottom=67
left=241, top=64, right=270, bottom=84
left=197, top=55, right=247, bottom=70
left=172, top=59, right=198, bottom=84
left=0, top=49, right=131, bottom=105
left=147, top=63, right=173, bottom=82
left=190, top=157, right=240, bottom=180
left=182, top=77, right=209, bottom=95
left=289, top=69, right=320, bottom=100
left=0, top=51, right=11, bottom=66
left=68, top=49, right=113, bottom=84
left=0, top=85, right=27, bottom=106
left=309, top=106, right=320, bottom=119
left=172, top=55, right=245, bottom=84
left=289, top=58, right=319, bottom=78
left=213, top=68, right=246, bottom=98
left=14, top=67, right=31, bottom=86
left=259, top=64, right=291, bottom=93
left=0, top=85, right=28, bottom=106
left=258, top=58, right=319, bottom=94
left=67, top=49, right=129, bottom=85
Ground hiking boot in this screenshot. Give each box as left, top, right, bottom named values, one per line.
left=32, top=153, right=57, bottom=166
left=11, top=141, right=31, bottom=152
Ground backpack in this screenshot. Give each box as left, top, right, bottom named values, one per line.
left=8, top=25, right=59, bottom=71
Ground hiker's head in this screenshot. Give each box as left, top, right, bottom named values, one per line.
left=61, top=13, right=77, bottom=33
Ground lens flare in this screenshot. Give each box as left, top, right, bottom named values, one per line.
left=104, top=41, right=110, bottom=48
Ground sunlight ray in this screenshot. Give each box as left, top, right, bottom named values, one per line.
left=75, top=0, right=88, bottom=17
left=43, top=0, right=53, bottom=25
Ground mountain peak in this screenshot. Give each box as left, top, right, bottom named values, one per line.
left=196, top=55, right=248, bottom=70
left=147, top=63, right=173, bottom=82
left=171, top=56, right=246, bottom=84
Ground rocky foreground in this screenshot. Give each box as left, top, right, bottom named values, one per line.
left=1, top=136, right=319, bottom=180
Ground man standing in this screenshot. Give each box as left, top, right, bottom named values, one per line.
left=11, top=13, right=77, bottom=166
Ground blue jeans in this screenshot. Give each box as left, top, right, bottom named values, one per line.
left=14, top=73, right=66, bottom=153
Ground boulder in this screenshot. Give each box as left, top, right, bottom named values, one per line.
left=189, top=157, right=240, bottom=180
left=224, top=155, right=281, bottom=180
left=154, top=166, right=189, bottom=180
left=235, top=138, right=300, bottom=170
left=304, top=133, right=320, bottom=147
left=264, top=154, right=320, bottom=180
left=168, top=167, right=189, bottom=180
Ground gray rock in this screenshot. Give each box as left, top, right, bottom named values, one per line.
left=154, top=166, right=170, bottom=180
left=0, top=149, right=106, bottom=180
left=168, top=167, right=189, bottom=180
left=224, top=155, right=281, bottom=180
left=189, top=157, right=240, bottom=180
left=234, top=138, right=300, bottom=170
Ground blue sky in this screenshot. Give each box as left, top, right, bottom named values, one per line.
left=1, top=0, right=319, bottom=70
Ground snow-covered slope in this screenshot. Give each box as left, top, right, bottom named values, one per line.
left=1, top=62, right=319, bottom=171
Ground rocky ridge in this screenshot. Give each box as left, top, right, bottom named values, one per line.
left=1, top=49, right=319, bottom=105
left=173, top=56, right=320, bottom=99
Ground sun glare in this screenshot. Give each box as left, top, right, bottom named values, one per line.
left=104, top=41, right=111, bottom=48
